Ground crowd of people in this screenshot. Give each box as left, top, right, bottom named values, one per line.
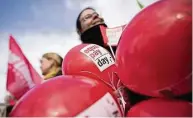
left=0, top=2, right=192, bottom=117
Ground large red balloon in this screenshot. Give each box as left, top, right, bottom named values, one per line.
left=62, top=44, right=130, bottom=112
left=9, top=75, right=123, bottom=117
left=127, top=98, right=192, bottom=117
left=116, top=0, right=192, bottom=97
left=63, top=44, right=119, bottom=90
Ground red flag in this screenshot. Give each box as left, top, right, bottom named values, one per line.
left=6, top=35, right=42, bottom=100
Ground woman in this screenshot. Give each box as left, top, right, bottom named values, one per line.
left=76, top=7, right=117, bottom=54
left=40, top=52, right=63, bottom=80
left=76, top=7, right=106, bottom=35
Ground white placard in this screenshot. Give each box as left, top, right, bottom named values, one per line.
left=106, top=27, right=123, bottom=46
left=76, top=92, right=122, bottom=117
left=80, top=44, right=115, bottom=72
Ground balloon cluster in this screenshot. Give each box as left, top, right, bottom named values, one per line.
left=9, top=0, right=192, bottom=117
left=116, top=0, right=192, bottom=117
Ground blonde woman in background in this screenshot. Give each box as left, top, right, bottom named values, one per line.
left=40, top=52, right=63, bottom=81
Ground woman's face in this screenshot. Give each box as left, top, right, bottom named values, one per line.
left=79, top=9, right=105, bottom=33
left=40, top=57, right=54, bottom=75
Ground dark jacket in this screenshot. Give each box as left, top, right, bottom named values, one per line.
left=80, top=24, right=117, bottom=54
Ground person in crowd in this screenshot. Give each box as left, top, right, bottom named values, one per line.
left=0, top=103, right=7, bottom=117
left=1, top=92, right=16, bottom=117
left=76, top=7, right=105, bottom=35
left=40, top=52, right=63, bottom=81
left=76, top=7, right=117, bottom=54
left=4, top=93, right=16, bottom=106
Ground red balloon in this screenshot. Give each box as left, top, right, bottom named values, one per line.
left=9, top=75, right=123, bottom=117
left=63, top=44, right=119, bottom=90
left=62, top=44, right=130, bottom=111
left=127, top=98, right=192, bottom=117
left=116, top=0, right=192, bottom=97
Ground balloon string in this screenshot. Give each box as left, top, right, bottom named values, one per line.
left=107, top=43, right=116, bottom=59
left=113, top=72, right=126, bottom=112
left=109, top=72, right=118, bottom=91
left=80, top=71, right=115, bottom=90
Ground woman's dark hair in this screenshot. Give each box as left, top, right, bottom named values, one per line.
left=76, top=7, right=96, bottom=35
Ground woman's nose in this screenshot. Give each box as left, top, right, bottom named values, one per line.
left=92, top=13, right=99, bottom=19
